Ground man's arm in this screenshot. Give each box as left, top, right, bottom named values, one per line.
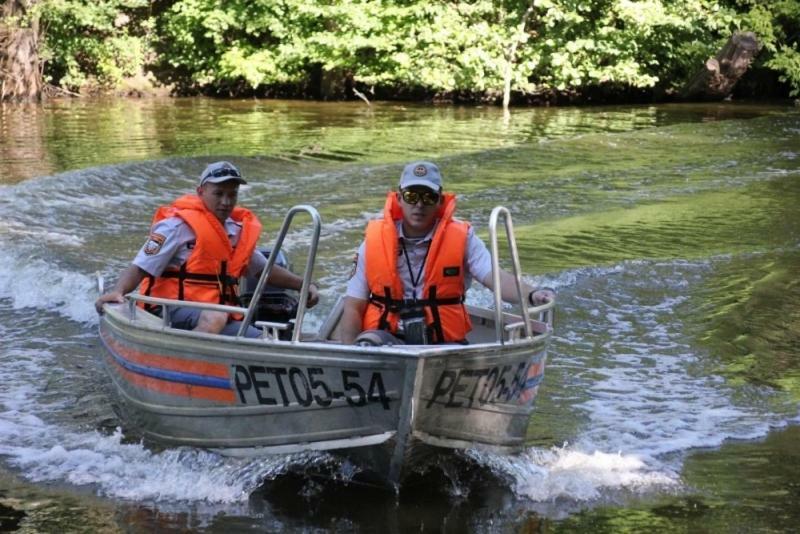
left=479, top=270, right=555, bottom=306
left=467, top=229, right=554, bottom=306
left=96, top=217, right=190, bottom=314
left=339, top=296, right=367, bottom=344
left=95, top=264, right=148, bottom=313
left=265, top=264, right=320, bottom=308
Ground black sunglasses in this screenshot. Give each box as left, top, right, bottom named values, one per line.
left=203, top=167, right=241, bottom=180
left=401, top=189, right=440, bottom=206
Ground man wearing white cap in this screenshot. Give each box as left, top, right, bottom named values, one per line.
left=95, top=161, right=318, bottom=337
left=339, top=160, right=553, bottom=345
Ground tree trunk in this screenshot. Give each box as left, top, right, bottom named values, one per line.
left=1, top=0, right=42, bottom=101
left=502, top=2, right=536, bottom=112
left=680, top=32, right=760, bottom=101
left=320, top=67, right=347, bottom=100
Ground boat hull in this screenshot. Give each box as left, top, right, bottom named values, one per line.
left=99, top=303, right=550, bottom=487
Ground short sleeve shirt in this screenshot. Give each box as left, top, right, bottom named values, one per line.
left=345, top=219, right=492, bottom=301
left=132, top=216, right=266, bottom=277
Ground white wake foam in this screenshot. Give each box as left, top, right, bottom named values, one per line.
left=0, top=347, right=332, bottom=503
left=0, top=248, right=99, bottom=324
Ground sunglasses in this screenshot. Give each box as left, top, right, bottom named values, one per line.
left=401, top=189, right=440, bottom=206
left=203, top=167, right=241, bottom=180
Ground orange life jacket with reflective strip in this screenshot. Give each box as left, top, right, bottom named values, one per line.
left=362, top=192, right=471, bottom=343
left=138, top=195, right=262, bottom=312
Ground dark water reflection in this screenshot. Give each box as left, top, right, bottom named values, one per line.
left=0, top=98, right=799, bottom=532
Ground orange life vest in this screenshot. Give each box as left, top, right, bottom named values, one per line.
left=362, top=192, right=471, bottom=343
left=138, top=195, right=262, bottom=311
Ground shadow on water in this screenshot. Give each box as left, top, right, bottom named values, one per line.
left=0, top=502, right=26, bottom=531
left=249, top=455, right=523, bottom=533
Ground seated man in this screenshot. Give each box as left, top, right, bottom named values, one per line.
left=339, top=161, right=553, bottom=345
left=95, top=161, right=318, bottom=337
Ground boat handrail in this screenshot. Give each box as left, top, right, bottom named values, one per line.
left=253, top=320, right=292, bottom=340
left=237, top=204, right=321, bottom=341
left=126, top=294, right=247, bottom=326
left=489, top=206, right=532, bottom=344
left=531, top=300, right=554, bottom=327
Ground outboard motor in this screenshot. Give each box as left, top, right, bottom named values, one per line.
left=239, top=248, right=299, bottom=340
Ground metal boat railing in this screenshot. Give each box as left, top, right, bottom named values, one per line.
left=121, top=204, right=553, bottom=345
left=125, top=205, right=322, bottom=342
left=489, top=206, right=553, bottom=344
left=237, top=205, right=321, bottom=340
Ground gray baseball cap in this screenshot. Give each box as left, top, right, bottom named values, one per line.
left=199, top=161, right=247, bottom=186
left=399, top=161, right=442, bottom=191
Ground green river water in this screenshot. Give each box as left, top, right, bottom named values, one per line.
left=0, top=98, right=798, bottom=532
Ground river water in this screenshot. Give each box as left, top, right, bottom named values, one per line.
left=0, top=98, right=798, bottom=532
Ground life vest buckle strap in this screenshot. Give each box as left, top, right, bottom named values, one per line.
left=159, top=271, right=238, bottom=286
left=367, top=293, right=465, bottom=312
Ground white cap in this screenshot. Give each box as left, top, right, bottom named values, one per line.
left=399, top=161, right=442, bottom=191
left=199, top=161, right=247, bottom=186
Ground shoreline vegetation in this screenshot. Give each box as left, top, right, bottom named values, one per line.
left=1, top=1, right=799, bottom=106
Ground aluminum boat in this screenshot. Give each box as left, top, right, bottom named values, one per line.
left=98, top=206, right=555, bottom=489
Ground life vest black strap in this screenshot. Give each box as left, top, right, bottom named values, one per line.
left=427, top=286, right=446, bottom=344
left=377, top=286, right=392, bottom=331
left=219, top=260, right=229, bottom=305
left=367, top=293, right=464, bottom=312
left=157, top=266, right=240, bottom=306
left=142, top=273, right=160, bottom=315
left=367, top=288, right=464, bottom=345
left=178, top=263, right=186, bottom=301
left=159, top=270, right=238, bottom=285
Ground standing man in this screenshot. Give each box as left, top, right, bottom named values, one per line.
left=95, top=161, right=318, bottom=337
left=339, top=161, right=554, bottom=345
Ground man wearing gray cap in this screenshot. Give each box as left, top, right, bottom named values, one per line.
left=95, top=161, right=318, bottom=336
left=339, top=160, right=553, bottom=345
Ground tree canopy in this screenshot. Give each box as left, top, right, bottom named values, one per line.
left=6, top=0, right=799, bottom=101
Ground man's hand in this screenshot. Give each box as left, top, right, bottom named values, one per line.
left=95, top=291, right=125, bottom=314
left=305, top=283, right=320, bottom=308
left=267, top=266, right=320, bottom=308
left=94, top=265, right=147, bottom=314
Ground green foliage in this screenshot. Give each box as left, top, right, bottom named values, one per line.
left=733, top=0, right=800, bottom=96
left=31, top=0, right=800, bottom=99
left=766, top=45, right=800, bottom=96
left=153, top=0, right=739, bottom=96
left=37, top=0, right=152, bottom=91
left=520, top=0, right=739, bottom=91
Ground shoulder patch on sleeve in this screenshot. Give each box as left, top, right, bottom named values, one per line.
left=143, top=232, right=166, bottom=255
left=348, top=253, right=359, bottom=279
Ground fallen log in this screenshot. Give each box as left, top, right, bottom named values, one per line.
left=680, top=32, right=760, bottom=101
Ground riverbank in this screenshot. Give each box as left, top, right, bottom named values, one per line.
left=38, top=65, right=795, bottom=107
